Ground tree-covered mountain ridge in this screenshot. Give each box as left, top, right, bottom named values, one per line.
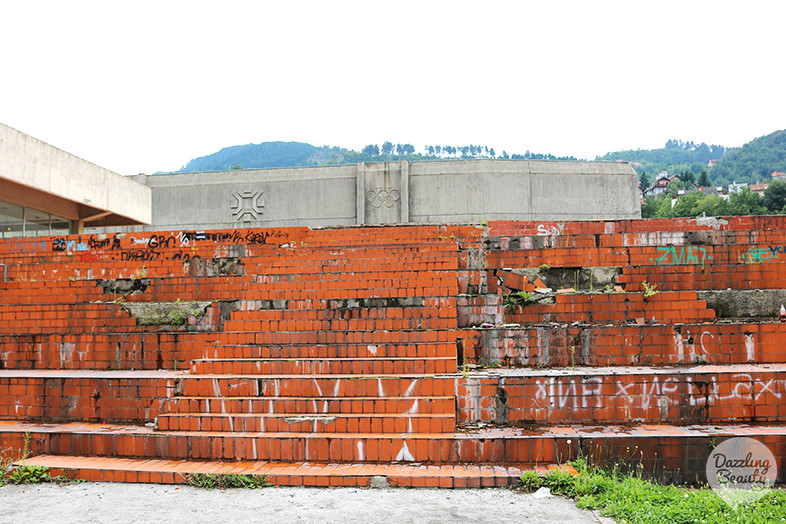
left=168, top=130, right=786, bottom=186
left=171, top=140, right=577, bottom=174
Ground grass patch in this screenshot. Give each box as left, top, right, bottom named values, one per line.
left=182, top=472, right=272, bottom=489
left=519, top=458, right=786, bottom=523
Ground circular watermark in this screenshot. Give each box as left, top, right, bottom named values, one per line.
left=706, top=437, right=777, bottom=509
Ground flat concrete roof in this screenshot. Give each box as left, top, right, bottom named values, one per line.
left=0, top=122, right=151, bottom=227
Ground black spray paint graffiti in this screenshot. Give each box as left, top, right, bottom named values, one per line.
left=121, top=249, right=161, bottom=261
left=146, top=235, right=176, bottom=249
left=49, top=230, right=283, bottom=263
left=181, top=230, right=285, bottom=245
left=88, top=235, right=121, bottom=250
left=172, top=251, right=200, bottom=261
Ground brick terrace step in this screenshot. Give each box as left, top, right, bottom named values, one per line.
left=190, top=357, right=457, bottom=375
left=4, top=420, right=785, bottom=483
left=456, top=364, right=786, bottom=426
left=0, top=332, right=215, bottom=371
left=16, top=454, right=572, bottom=488
left=161, top=396, right=454, bottom=415
left=203, top=342, right=457, bottom=359
left=156, top=412, right=456, bottom=434
left=459, top=321, right=786, bottom=368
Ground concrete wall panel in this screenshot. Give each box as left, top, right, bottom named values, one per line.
left=122, top=159, right=640, bottom=232
left=138, top=166, right=357, bottom=230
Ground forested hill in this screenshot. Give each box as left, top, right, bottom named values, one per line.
left=176, top=142, right=337, bottom=172
left=709, top=129, right=786, bottom=184
left=169, top=132, right=786, bottom=185
left=594, top=140, right=727, bottom=181
left=170, top=141, right=576, bottom=174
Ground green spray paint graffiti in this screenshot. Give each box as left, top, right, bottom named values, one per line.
left=651, top=246, right=710, bottom=266
left=741, top=245, right=785, bottom=264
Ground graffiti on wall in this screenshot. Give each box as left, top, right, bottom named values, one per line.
left=2, top=238, right=48, bottom=254
left=651, top=245, right=710, bottom=266
left=7, top=229, right=288, bottom=268
left=536, top=224, right=563, bottom=236
left=742, top=245, right=784, bottom=264
left=532, top=373, right=781, bottom=412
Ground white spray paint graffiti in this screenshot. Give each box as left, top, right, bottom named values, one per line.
left=674, top=330, right=717, bottom=363
left=536, top=224, right=563, bottom=236
left=530, top=374, right=783, bottom=413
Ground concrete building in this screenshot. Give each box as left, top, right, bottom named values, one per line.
left=0, top=123, right=641, bottom=237
left=0, top=122, right=151, bottom=237
left=129, top=159, right=641, bottom=231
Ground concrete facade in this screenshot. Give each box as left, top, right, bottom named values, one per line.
left=0, top=121, right=640, bottom=233
left=0, top=122, right=151, bottom=230
left=129, top=160, right=640, bottom=231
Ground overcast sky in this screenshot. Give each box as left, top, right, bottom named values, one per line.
left=2, top=1, right=785, bottom=175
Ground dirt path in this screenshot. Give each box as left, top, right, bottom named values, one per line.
left=0, top=483, right=613, bottom=523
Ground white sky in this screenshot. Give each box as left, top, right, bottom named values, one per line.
left=1, top=1, right=785, bottom=175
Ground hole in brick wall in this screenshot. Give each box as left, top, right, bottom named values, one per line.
left=216, top=258, right=245, bottom=276
left=495, top=387, right=508, bottom=424
left=97, top=278, right=149, bottom=295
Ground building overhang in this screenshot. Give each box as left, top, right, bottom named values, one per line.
left=0, top=122, right=151, bottom=227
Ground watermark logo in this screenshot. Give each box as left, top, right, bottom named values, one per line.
left=706, top=437, right=777, bottom=509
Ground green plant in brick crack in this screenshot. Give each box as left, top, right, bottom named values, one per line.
left=182, top=472, right=272, bottom=489
left=642, top=280, right=659, bottom=300
left=503, top=290, right=536, bottom=312
left=170, top=309, right=190, bottom=326
left=53, top=471, right=85, bottom=485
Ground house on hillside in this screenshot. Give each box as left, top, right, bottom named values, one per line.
left=642, top=172, right=680, bottom=198
left=749, top=183, right=769, bottom=196
left=771, top=171, right=786, bottom=181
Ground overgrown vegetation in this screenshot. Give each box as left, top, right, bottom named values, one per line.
left=0, top=431, right=79, bottom=486
left=641, top=183, right=786, bottom=219
left=710, top=129, right=786, bottom=185
left=0, top=453, right=12, bottom=487
left=519, top=458, right=786, bottom=523
left=7, top=465, right=51, bottom=484
left=598, top=139, right=726, bottom=184
left=503, top=290, right=537, bottom=312
left=182, top=472, right=272, bottom=489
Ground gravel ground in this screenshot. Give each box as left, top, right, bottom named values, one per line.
left=0, top=483, right=614, bottom=523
